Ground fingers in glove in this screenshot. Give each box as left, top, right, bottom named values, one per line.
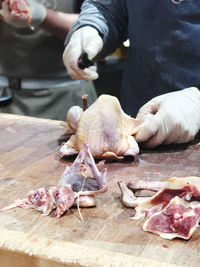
left=63, top=45, right=98, bottom=80
left=173, top=130, right=193, bottom=144
left=142, top=129, right=169, bottom=148
left=85, top=37, right=103, bottom=61
left=133, top=100, right=161, bottom=141
left=63, top=46, right=81, bottom=76
left=136, top=101, right=161, bottom=122
left=161, top=117, right=193, bottom=145
left=70, top=62, right=98, bottom=80
left=161, top=131, right=180, bottom=145
left=84, top=67, right=98, bottom=79
left=134, top=116, right=159, bottom=143
left=141, top=112, right=188, bottom=148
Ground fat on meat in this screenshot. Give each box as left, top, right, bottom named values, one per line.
left=59, top=94, right=139, bottom=159
left=0, top=143, right=107, bottom=218
left=143, top=196, right=200, bottom=240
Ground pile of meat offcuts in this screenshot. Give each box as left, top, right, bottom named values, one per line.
left=118, top=177, right=200, bottom=240
left=0, top=143, right=107, bottom=218
left=59, top=94, right=139, bottom=160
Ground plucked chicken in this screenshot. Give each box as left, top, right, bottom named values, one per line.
left=60, top=94, right=139, bottom=159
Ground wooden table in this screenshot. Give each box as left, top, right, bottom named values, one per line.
left=0, top=113, right=200, bottom=267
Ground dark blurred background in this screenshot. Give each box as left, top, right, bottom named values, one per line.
left=93, top=45, right=128, bottom=100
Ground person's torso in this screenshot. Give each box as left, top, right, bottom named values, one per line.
left=121, top=0, right=200, bottom=116
left=0, top=0, right=76, bottom=78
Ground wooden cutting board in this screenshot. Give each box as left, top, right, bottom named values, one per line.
left=0, top=113, right=200, bottom=267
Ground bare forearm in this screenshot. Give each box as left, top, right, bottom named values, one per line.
left=41, top=8, right=79, bottom=40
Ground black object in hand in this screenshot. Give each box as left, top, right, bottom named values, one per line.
left=78, top=52, right=94, bottom=69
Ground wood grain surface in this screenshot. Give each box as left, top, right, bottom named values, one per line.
left=0, top=113, right=200, bottom=267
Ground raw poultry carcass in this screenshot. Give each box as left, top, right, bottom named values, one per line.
left=0, top=143, right=107, bottom=218
left=118, top=177, right=200, bottom=240
left=59, top=94, right=139, bottom=159
left=0, top=0, right=31, bottom=25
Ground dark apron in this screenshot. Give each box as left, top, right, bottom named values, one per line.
left=121, top=0, right=200, bottom=116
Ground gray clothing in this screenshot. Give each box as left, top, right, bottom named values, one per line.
left=0, top=0, right=97, bottom=120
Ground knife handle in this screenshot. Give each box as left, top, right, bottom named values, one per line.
left=78, top=52, right=94, bottom=69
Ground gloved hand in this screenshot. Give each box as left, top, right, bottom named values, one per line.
left=0, top=0, right=46, bottom=28
left=133, top=87, right=200, bottom=148
left=63, top=26, right=103, bottom=80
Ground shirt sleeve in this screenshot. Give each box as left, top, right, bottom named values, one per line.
left=65, top=0, right=128, bottom=60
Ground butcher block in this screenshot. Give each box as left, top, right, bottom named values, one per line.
left=0, top=113, right=200, bottom=267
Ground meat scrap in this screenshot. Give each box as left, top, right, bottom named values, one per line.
left=0, top=143, right=107, bottom=218
left=59, top=94, right=139, bottom=160
left=118, top=180, right=149, bottom=208
left=143, top=197, right=200, bottom=240
left=118, top=179, right=165, bottom=208
left=119, top=176, right=200, bottom=240
left=135, top=176, right=200, bottom=220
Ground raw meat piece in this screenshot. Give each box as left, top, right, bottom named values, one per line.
left=59, top=94, right=139, bottom=159
left=135, top=176, right=200, bottom=220
left=60, top=143, right=107, bottom=196
left=143, top=196, right=200, bottom=240
left=0, top=186, right=65, bottom=217
left=118, top=177, right=200, bottom=239
left=0, top=0, right=31, bottom=23
left=0, top=143, right=107, bottom=218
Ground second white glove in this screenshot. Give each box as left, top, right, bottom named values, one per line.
left=133, top=87, right=200, bottom=148
left=63, top=26, right=103, bottom=80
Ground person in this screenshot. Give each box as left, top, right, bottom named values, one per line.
left=0, top=0, right=97, bottom=120
left=63, top=0, right=200, bottom=148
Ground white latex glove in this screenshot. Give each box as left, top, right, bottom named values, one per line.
left=0, top=0, right=46, bottom=28
left=63, top=26, right=103, bottom=80
left=133, top=87, right=200, bottom=148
